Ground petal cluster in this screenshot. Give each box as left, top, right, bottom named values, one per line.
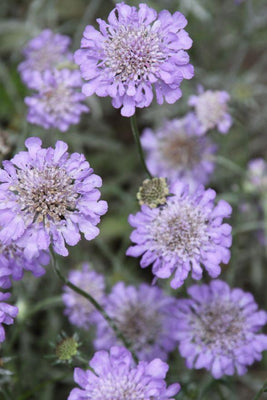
left=94, top=282, right=179, bottom=361
left=127, top=182, right=232, bottom=288
left=0, top=291, right=18, bottom=342
left=68, top=346, right=180, bottom=400
left=0, top=137, right=108, bottom=258
left=141, top=113, right=216, bottom=186
left=75, top=2, right=194, bottom=116
left=62, top=263, right=105, bottom=329
left=25, top=69, right=89, bottom=131
left=175, top=280, right=267, bottom=378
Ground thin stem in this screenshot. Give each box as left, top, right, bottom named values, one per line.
left=50, top=250, right=138, bottom=364
left=130, top=115, right=152, bottom=179
left=253, top=380, right=267, bottom=400
left=232, top=221, right=265, bottom=236
left=209, top=155, right=245, bottom=176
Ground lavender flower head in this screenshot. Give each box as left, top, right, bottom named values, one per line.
left=141, top=113, right=217, bottom=186
left=127, top=181, right=232, bottom=288
left=94, top=282, right=179, bottom=361
left=74, top=2, right=194, bottom=117
left=25, top=69, right=89, bottom=132
left=188, top=88, right=232, bottom=135
left=0, top=291, right=18, bottom=342
left=0, top=137, right=108, bottom=258
left=0, top=235, right=49, bottom=285
left=18, top=29, right=72, bottom=88
left=68, top=346, right=180, bottom=400
left=246, top=158, right=267, bottom=193
left=175, top=280, right=267, bottom=378
left=62, top=263, right=105, bottom=329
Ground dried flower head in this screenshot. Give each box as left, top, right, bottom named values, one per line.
left=0, top=137, right=108, bottom=258
left=68, top=346, right=180, bottom=400
left=175, top=280, right=267, bottom=378
left=137, top=177, right=169, bottom=208
left=74, top=2, right=194, bottom=116
left=127, top=181, right=232, bottom=288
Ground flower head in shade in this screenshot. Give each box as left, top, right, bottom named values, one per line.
left=68, top=346, right=180, bottom=400
left=0, top=291, right=18, bottom=342
left=62, top=263, right=105, bottom=329
left=0, top=235, right=49, bottom=285
left=127, top=182, right=232, bottom=288
left=74, top=2, right=194, bottom=117
left=94, top=282, right=179, bottom=361
left=141, top=113, right=217, bottom=186
left=175, top=280, right=267, bottom=378
left=0, top=137, right=108, bottom=258
left=188, top=89, right=232, bottom=135
left=246, top=158, right=267, bottom=194
left=18, top=29, right=72, bottom=87
left=25, top=69, right=89, bottom=132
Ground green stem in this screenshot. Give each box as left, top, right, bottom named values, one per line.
left=232, top=221, right=265, bottom=236
left=130, top=115, right=152, bottom=179
left=209, top=155, right=245, bottom=176
left=253, top=380, right=267, bottom=400
left=50, top=250, right=138, bottom=364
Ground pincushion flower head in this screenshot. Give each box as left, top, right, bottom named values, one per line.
left=0, top=291, right=18, bottom=342
left=74, top=2, right=194, bottom=117
left=68, top=346, right=180, bottom=400
left=188, top=88, right=232, bottom=135
left=62, top=263, right=105, bottom=329
left=141, top=113, right=216, bottom=186
left=127, top=181, right=232, bottom=288
left=0, top=235, right=49, bottom=285
left=246, top=158, right=267, bottom=194
left=94, top=282, right=179, bottom=361
left=18, top=29, right=72, bottom=88
left=25, top=69, right=89, bottom=132
left=175, top=280, right=267, bottom=378
left=0, top=137, right=108, bottom=258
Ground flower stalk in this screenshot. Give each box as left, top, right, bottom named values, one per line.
left=130, top=115, right=152, bottom=179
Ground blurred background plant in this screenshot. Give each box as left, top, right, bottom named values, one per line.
left=0, top=0, right=266, bottom=399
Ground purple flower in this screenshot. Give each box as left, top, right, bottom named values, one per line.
left=94, top=282, right=179, bottom=361
left=18, top=29, right=72, bottom=88
left=141, top=113, right=217, bottom=186
left=0, top=291, right=18, bottom=342
left=247, top=158, right=267, bottom=193
left=0, top=235, right=49, bottom=284
left=62, top=263, right=105, bottom=329
left=25, top=69, right=89, bottom=132
left=188, top=89, right=232, bottom=135
left=0, top=137, right=108, bottom=258
left=127, top=181, right=232, bottom=288
left=68, top=346, right=180, bottom=400
left=74, top=2, right=194, bottom=117
left=175, top=280, right=267, bottom=378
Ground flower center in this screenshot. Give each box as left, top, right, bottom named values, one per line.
left=104, top=24, right=166, bottom=83
left=43, top=84, right=72, bottom=114
left=115, top=305, right=161, bottom=351
left=151, top=200, right=209, bottom=259
left=190, top=301, right=246, bottom=355
left=196, top=92, right=225, bottom=129
left=12, top=166, right=78, bottom=225
left=91, top=373, right=146, bottom=400
left=160, top=133, right=201, bottom=169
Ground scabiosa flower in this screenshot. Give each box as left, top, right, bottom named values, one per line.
left=25, top=68, right=89, bottom=132
left=175, top=280, right=267, bottom=378
left=94, top=282, right=179, bottom=361
left=62, top=263, right=105, bottom=329
left=68, top=346, right=180, bottom=400
left=127, top=181, right=232, bottom=288
left=246, top=158, right=267, bottom=193
left=74, top=2, right=194, bottom=117
left=141, top=113, right=216, bottom=186
left=188, top=88, right=232, bottom=135
left=0, top=235, right=49, bottom=283
left=0, top=291, right=18, bottom=342
left=18, top=29, right=72, bottom=87
left=0, top=137, right=108, bottom=258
